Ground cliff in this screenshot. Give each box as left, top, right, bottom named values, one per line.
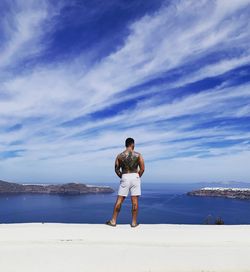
left=187, top=187, right=250, bottom=200
left=0, top=180, right=114, bottom=195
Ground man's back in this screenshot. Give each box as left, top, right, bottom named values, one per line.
left=117, top=150, right=141, bottom=174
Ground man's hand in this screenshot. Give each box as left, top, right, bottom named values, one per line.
left=115, top=155, right=122, bottom=178
left=138, top=154, right=145, bottom=177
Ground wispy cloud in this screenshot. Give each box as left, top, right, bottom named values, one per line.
left=0, top=0, right=60, bottom=69
left=0, top=0, right=249, bottom=183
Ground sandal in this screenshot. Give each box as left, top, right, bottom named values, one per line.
left=105, top=220, right=116, bottom=227
left=130, top=222, right=140, bottom=227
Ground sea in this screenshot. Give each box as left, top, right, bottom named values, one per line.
left=1, top=182, right=250, bottom=224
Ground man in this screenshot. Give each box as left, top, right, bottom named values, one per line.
left=106, top=137, right=145, bottom=227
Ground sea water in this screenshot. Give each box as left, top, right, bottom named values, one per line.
left=0, top=182, right=250, bottom=224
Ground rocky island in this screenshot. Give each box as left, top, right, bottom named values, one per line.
left=187, top=187, right=250, bottom=200
left=0, top=180, right=114, bottom=195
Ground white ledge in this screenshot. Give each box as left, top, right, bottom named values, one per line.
left=0, top=223, right=250, bottom=271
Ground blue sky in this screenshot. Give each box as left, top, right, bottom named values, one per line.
left=0, top=0, right=250, bottom=184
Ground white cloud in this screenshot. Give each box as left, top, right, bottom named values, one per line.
left=0, top=0, right=55, bottom=68
left=0, top=0, right=250, bottom=183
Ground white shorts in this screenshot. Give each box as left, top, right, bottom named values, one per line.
left=118, top=173, right=141, bottom=197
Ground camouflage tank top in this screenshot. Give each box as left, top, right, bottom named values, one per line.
left=118, top=150, right=140, bottom=174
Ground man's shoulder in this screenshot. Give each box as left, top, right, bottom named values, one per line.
left=133, top=151, right=142, bottom=157
left=116, top=150, right=141, bottom=157
left=116, top=150, right=142, bottom=158
left=116, top=151, right=125, bottom=158
left=135, top=151, right=144, bottom=160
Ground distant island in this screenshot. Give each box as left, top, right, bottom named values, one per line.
left=187, top=187, right=250, bottom=200
left=0, top=180, right=114, bottom=195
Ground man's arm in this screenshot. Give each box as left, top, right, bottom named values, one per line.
left=115, top=155, right=122, bottom=178
left=138, top=154, right=145, bottom=177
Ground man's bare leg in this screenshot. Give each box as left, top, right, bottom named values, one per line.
left=110, top=195, right=126, bottom=224
left=131, top=195, right=139, bottom=225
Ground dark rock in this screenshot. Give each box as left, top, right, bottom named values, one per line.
left=187, top=187, right=250, bottom=200
left=0, top=180, right=114, bottom=195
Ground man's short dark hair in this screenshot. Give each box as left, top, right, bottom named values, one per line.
left=125, top=137, right=135, bottom=147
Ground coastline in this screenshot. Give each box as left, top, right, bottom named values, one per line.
left=0, top=223, right=250, bottom=272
